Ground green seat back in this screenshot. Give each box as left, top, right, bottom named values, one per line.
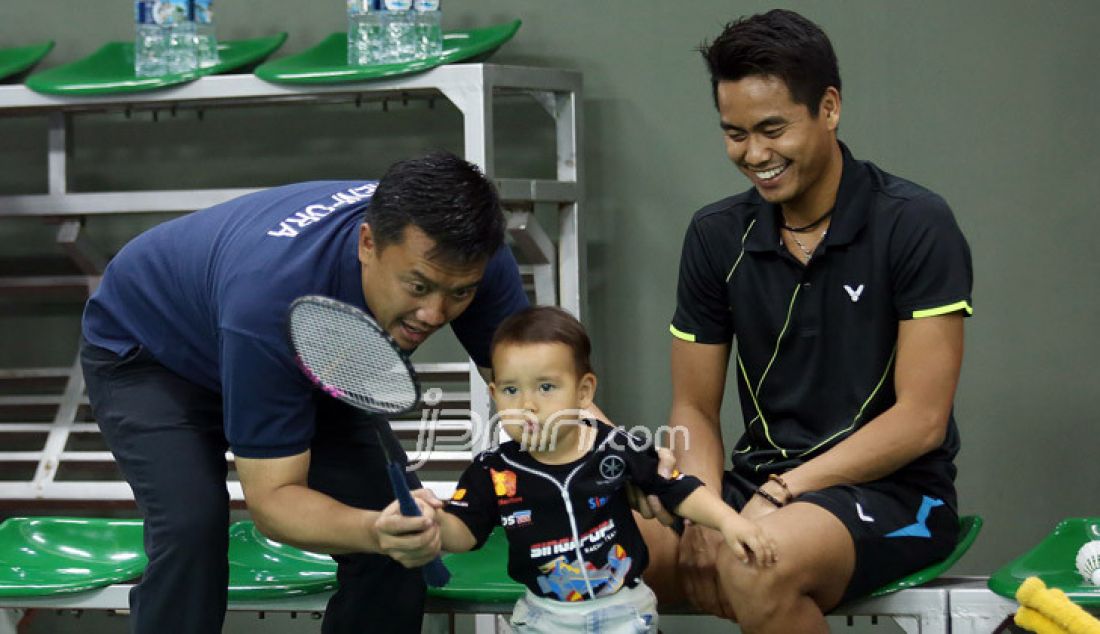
left=988, top=517, right=1100, bottom=606
left=427, top=528, right=523, bottom=602
left=869, top=514, right=983, bottom=597
left=24, top=34, right=286, bottom=95
left=254, top=21, right=522, bottom=84
left=0, top=516, right=146, bottom=596
left=0, top=42, right=53, bottom=82
left=227, top=520, right=337, bottom=600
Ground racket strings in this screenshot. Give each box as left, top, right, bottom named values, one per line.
left=290, top=302, right=419, bottom=414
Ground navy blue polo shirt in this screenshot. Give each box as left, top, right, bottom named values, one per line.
left=670, top=143, right=972, bottom=485
left=83, top=181, right=528, bottom=458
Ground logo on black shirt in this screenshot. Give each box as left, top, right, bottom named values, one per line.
left=598, top=455, right=626, bottom=482
left=501, top=510, right=533, bottom=528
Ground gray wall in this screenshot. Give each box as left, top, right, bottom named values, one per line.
left=2, top=0, right=1100, bottom=628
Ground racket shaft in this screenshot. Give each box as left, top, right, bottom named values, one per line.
left=386, top=463, right=451, bottom=587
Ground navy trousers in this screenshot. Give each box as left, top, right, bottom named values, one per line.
left=81, top=339, right=426, bottom=634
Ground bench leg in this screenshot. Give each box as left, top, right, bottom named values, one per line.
left=474, top=613, right=509, bottom=634
left=949, top=586, right=1018, bottom=634
left=0, top=609, right=23, bottom=634
left=888, top=610, right=948, bottom=634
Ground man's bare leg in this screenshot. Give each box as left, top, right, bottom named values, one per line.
left=716, top=502, right=855, bottom=634
left=635, top=511, right=687, bottom=606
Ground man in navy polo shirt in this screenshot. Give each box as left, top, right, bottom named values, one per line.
left=80, top=152, right=529, bottom=633
left=638, top=10, right=973, bottom=633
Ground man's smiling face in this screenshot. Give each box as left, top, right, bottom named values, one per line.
left=717, top=75, right=840, bottom=215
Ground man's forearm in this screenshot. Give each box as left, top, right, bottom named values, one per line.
left=249, top=483, right=381, bottom=555
left=781, top=401, right=948, bottom=496
left=780, top=314, right=962, bottom=498
left=668, top=404, right=726, bottom=490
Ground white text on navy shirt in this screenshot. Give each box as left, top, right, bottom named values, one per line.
left=266, top=184, right=377, bottom=238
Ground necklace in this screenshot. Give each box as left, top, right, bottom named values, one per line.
left=787, top=228, right=827, bottom=262
left=781, top=209, right=833, bottom=233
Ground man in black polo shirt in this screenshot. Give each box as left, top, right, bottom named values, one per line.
left=639, top=10, right=973, bottom=633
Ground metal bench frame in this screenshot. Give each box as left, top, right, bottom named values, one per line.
left=0, top=576, right=1027, bottom=634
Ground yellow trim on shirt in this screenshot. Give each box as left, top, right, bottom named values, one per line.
left=669, top=324, right=696, bottom=342
left=913, top=300, right=973, bottom=319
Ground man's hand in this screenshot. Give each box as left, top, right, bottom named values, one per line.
left=678, top=521, right=737, bottom=619
left=374, top=488, right=444, bottom=568
left=627, top=447, right=678, bottom=526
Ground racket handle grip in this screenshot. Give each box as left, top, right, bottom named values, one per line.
left=386, top=463, right=451, bottom=587
left=422, top=556, right=452, bottom=587
left=388, top=463, right=423, bottom=517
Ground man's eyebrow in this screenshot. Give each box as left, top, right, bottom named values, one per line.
left=753, top=116, right=789, bottom=129
left=720, top=116, right=790, bottom=132
left=407, top=270, right=482, bottom=292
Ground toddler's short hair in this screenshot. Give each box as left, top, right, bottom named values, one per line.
left=490, top=306, right=593, bottom=376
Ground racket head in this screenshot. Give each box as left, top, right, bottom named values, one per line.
left=287, top=295, right=421, bottom=416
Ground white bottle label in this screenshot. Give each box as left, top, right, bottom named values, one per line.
left=414, top=0, right=440, bottom=10
left=385, top=0, right=412, bottom=11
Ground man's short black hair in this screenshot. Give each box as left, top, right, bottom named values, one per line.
left=700, top=9, right=841, bottom=115
left=366, top=151, right=504, bottom=266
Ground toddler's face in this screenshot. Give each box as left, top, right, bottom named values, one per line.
left=489, top=342, right=594, bottom=450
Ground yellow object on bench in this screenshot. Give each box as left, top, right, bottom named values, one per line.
left=1015, top=576, right=1100, bottom=634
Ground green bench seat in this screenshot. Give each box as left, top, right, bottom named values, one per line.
left=427, top=515, right=983, bottom=606
left=0, top=517, right=145, bottom=596
left=0, top=517, right=339, bottom=599
left=869, top=514, right=982, bottom=597
left=227, top=520, right=337, bottom=600
left=989, top=517, right=1100, bottom=606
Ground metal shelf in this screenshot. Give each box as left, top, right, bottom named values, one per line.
left=0, top=63, right=584, bottom=503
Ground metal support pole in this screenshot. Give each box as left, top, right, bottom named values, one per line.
left=47, top=112, right=71, bottom=196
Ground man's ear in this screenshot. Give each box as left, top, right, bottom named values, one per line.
left=359, top=222, right=376, bottom=263
left=819, top=86, right=841, bottom=132
left=577, top=372, right=597, bottom=409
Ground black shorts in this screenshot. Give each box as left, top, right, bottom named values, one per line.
left=722, top=470, right=959, bottom=603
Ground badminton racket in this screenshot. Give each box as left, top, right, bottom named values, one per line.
left=287, top=294, right=450, bottom=587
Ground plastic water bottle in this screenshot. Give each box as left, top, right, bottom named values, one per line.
left=135, top=1, right=166, bottom=77
left=164, top=0, right=198, bottom=75
left=413, top=0, right=442, bottom=59
left=192, top=0, right=219, bottom=68
left=381, top=0, right=415, bottom=63
left=347, top=0, right=384, bottom=65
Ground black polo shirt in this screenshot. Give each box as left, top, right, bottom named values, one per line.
left=444, top=421, right=702, bottom=601
left=670, top=142, right=972, bottom=489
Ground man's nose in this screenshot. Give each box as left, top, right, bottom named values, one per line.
left=743, top=135, right=771, bottom=167
left=416, top=295, right=447, bottom=327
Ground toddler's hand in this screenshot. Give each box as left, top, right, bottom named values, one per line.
left=720, top=517, right=778, bottom=568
